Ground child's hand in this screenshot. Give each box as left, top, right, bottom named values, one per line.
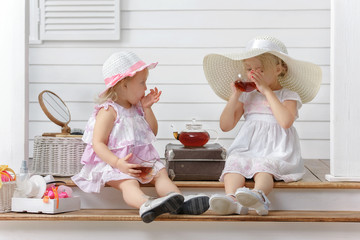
left=141, top=87, right=162, bottom=109
left=115, top=153, right=142, bottom=177
left=229, top=82, right=242, bottom=99
left=250, top=70, right=271, bottom=94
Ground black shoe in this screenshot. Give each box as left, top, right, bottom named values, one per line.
left=173, top=194, right=210, bottom=215
left=139, top=193, right=184, bottom=223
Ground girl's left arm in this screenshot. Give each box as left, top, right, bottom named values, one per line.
left=141, top=87, right=162, bottom=135
left=143, top=107, right=158, bottom=135
left=264, top=90, right=297, bottom=129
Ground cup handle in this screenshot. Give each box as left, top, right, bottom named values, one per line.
left=206, top=129, right=219, bottom=144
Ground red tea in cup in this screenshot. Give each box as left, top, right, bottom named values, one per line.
left=234, top=80, right=256, bottom=92
left=135, top=166, right=153, bottom=179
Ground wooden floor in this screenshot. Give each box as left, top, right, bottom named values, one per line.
left=55, top=159, right=360, bottom=189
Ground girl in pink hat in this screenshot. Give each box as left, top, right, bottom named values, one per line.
left=72, top=51, right=209, bottom=223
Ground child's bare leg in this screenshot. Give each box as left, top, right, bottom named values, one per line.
left=107, top=179, right=147, bottom=208
left=223, top=173, right=246, bottom=195
left=253, top=172, right=274, bottom=195
left=109, top=176, right=183, bottom=223
left=152, top=168, right=181, bottom=197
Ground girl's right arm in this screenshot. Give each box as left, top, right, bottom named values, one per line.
left=219, top=83, right=244, bottom=132
left=92, top=107, right=141, bottom=177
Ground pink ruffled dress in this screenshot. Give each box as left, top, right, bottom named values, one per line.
left=220, top=88, right=305, bottom=183
left=71, top=100, right=164, bottom=193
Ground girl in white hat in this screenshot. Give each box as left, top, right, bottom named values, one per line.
left=203, top=36, right=322, bottom=216
left=72, top=51, right=209, bottom=223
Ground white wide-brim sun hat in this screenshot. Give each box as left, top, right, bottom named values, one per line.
left=99, top=51, right=158, bottom=97
left=203, top=36, right=322, bottom=103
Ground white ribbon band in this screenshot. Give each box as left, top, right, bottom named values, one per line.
left=246, top=39, right=288, bottom=54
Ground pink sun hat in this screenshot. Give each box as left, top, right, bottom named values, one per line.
left=99, top=51, right=158, bottom=97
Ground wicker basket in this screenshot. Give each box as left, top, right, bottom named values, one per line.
left=31, top=136, right=86, bottom=176
left=0, top=181, right=16, bottom=213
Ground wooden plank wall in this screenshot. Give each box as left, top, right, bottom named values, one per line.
left=28, top=0, right=330, bottom=159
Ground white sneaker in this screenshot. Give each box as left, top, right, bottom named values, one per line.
left=172, top=194, right=210, bottom=215
left=139, top=192, right=184, bottom=223
left=235, top=187, right=270, bottom=216
left=209, top=194, right=248, bottom=215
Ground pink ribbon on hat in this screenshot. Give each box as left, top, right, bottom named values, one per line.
left=104, top=60, right=147, bottom=87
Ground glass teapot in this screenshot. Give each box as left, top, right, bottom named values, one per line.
left=172, top=119, right=218, bottom=147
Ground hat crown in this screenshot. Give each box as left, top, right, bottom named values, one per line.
left=246, top=36, right=288, bottom=54
left=102, top=51, right=141, bottom=80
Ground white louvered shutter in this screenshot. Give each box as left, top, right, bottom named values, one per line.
left=39, top=0, right=120, bottom=40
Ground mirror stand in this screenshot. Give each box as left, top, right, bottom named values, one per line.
left=61, top=124, right=71, bottom=135
left=39, top=90, right=81, bottom=138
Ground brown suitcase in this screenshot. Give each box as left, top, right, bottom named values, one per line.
left=165, top=143, right=226, bottom=181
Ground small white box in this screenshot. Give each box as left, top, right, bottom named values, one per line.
left=11, top=197, right=81, bottom=214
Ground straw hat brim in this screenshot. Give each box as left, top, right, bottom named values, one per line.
left=203, top=49, right=322, bottom=103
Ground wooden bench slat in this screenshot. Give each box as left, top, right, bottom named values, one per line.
left=54, top=160, right=360, bottom=189
left=304, top=159, right=330, bottom=182
left=2, top=209, right=360, bottom=222
left=55, top=177, right=360, bottom=189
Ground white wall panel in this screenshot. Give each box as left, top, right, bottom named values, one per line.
left=121, top=11, right=329, bottom=29
left=122, top=0, right=330, bottom=11
left=29, top=48, right=329, bottom=65
left=28, top=0, right=331, bottom=159
left=30, top=29, right=329, bottom=48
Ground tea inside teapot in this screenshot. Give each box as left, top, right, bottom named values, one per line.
left=173, top=119, right=210, bottom=147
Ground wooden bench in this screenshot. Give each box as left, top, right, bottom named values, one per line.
left=1, top=159, right=359, bottom=222
left=2, top=209, right=360, bottom=222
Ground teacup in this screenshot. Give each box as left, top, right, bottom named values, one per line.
left=135, top=160, right=156, bottom=180
left=234, top=74, right=256, bottom=92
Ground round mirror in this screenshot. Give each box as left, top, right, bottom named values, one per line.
left=38, top=90, right=71, bottom=136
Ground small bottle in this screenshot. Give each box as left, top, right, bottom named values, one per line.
left=13, top=160, right=30, bottom=198
left=19, top=160, right=29, bottom=181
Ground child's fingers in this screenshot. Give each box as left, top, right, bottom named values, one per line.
left=250, top=71, right=259, bottom=79
left=127, top=163, right=141, bottom=176
left=152, top=91, right=162, bottom=103
left=128, top=164, right=142, bottom=177
left=251, top=69, right=261, bottom=76
left=155, top=91, right=162, bottom=99
left=123, top=153, right=133, bottom=162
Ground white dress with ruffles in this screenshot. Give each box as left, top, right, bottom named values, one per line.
left=71, top=100, right=164, bottom=193
left=220, top=88, right=305, bottom=183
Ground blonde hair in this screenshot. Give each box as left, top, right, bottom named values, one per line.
left=96, top=68, right=149, bottom=104
left=240, top=53, right=288, bottom=80
left=96, top=77, right=129, bottom=104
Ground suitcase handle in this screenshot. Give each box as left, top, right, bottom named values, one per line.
left=168, top=169, right=176, bottom=180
